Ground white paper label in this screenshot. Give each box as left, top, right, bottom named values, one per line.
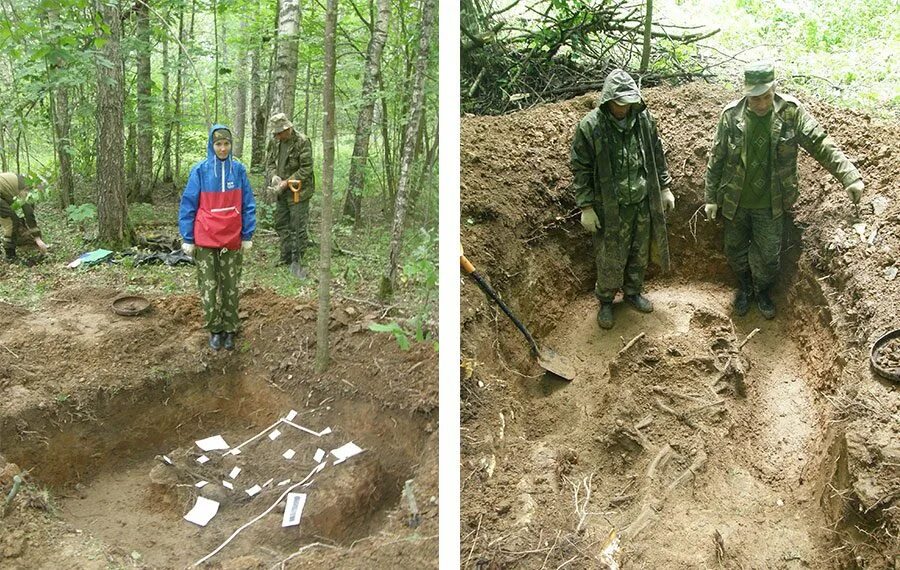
left=195, top=435, right=230, bottom=452
left=196, top=455, right=210, bottom=464
left=195, top=480, right=209, bottom=488
left=285, top=409, right=298, bottom=421
left=268, top=429, right=282, bottom=441
left=282, top=449, right=296, bottom=460
left=184, top=497, right=219, bottom=526
left=228, top=467, right=241, bottom=479
left=245, top=485, right=262, bottom=497
left=314, top=448, right=326, bottom=462
left=281, top=493, right=307, bottom=527
left=222, top=480, right=234, bottom=490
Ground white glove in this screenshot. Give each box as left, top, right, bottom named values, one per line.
left=271, top=175, right=282, bottom=189
left=34, top=237, right=49, bottom=252
left=242, top=240, right=252, bottom=251
left=182, top=242, right=195, bottom=256
left=846, top=180, right=864, bottom=204
left=580, top=207, right=601, bottom=233
left=661, top=187, right=675, bottom=214
left=704, top=203, right=718, bottom=220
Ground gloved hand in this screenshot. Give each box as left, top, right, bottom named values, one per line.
left=661, top=187, right=675, bottom=214
left=580, top=206, right=601, bottom=233
left=34, top=237, right=49, bottom=252
left=271, top=175, right=282, bottom=189
left=846, top=180, right=864, bottom=204
left=242, top=240, right=252, bottom=251
left=704, top=203, right=718, bottom=220
left=182, top=242, right=195, bottom=256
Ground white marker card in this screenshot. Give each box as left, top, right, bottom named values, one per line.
left=196, top=455, right=210, bottom=464
left=245, top=485, right=262, bottom=497
left=319, top=427, right=332, bottom=436
left=183, top=497, right=219, bottom=526
left=268, top=429, right=282, bottom=441
left=277, top=479, right=291, bottom=486
left=222, top=480, right=234, bottom=490
left=162, top=455, right=173, bottom=465
left=281, top=493, right=308, bottom=527
left=330, top=442, right=363, bottom=462
left=282, top=449, right=296, bottom=460
left=285, top=410, right=298, bottom=421
left=195, top=435, right=230, bottom=451
left=313, top=448, right=326, bottom=462
left=228, top=467, right=241, bottom=479
left=195, top=480, right=209, bottom=488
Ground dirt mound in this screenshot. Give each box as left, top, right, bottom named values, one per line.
left=461, top=83, right=900, bottom=568
left=0, top=286, right=437, bottom=568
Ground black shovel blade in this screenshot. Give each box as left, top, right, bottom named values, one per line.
left=537, top=347, right=576, bottom=381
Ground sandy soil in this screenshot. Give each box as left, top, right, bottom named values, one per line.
left=461, top=83, right=900, bottom=568
left=0, top=286, right=438, bottom=569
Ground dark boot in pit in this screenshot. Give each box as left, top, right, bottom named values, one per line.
left=757, top=287, right=776, bottom=319
left=597, top=302, right=614, bottom=329
left=733, top=271, right=753, bottom=316
left=625, top=293, right=653, bottom=313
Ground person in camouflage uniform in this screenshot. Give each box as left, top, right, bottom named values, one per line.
left=704, top=62, right=863, bottom=319
left=179, top=125, right=256, bottom=351
left=0, top=173, right=48, bottom=262
left=570, top=69, right=675, bottom=330
left=265, top=112, right=315, bottom=279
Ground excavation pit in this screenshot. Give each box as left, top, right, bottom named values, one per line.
left=0, top=287, right=438, bottom=568
left=461, top=82, right=900, bottom=568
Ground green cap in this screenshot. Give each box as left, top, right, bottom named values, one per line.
left=212, top=128, right=232, bottom=143
left=744, top=61, right=775, bottom=96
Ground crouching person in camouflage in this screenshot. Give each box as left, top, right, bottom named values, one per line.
left=0, top=173, right=48, bottom=262
left=704, top=62, right=863, bottom=319
left=570, top=69, right=675, bottom=330
left=265, top=112, right=315, bottom=279
left=179, top=125, right=256, bottom=351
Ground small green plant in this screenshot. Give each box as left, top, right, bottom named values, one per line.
left=65, top=203, right=97, bottom=227
left=368, top=321, right=411, bottom=350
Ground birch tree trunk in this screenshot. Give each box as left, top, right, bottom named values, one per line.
left=341, top=0, right=391, bottom=224
left=233, top=20, right=249, bottom=158
left=640, top=0, right=653, bottom=73
left=47, top=9, right=74, bottom=208
left=380, top=0, right=436, bottom=298
left=316, top=0, right=337, bottom=372
left=134, top=0, right=153, bottom=203
left=162, top=26, right=173, bottom=183
left=95, top=0, right=130, bottom=248
left=269, top=0, right=301, bottom=120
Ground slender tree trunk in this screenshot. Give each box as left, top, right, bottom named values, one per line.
left=640, top=0, right=653, bottom=73
left=213, top=0, right=219, bottom=122
left=316, top=0, right=337, bottom=371
left=302, top=61, right=311, bottom=132
left=342, top=0, right=391, bottom=224
left=175, top=5, right=188, bottom=180
left=47, top=10, right=74, bottom=208
left=270, top=0, right=301, bottom=120
left=162, top=25, right=173, bottom=183
left=380, top=0, right=436, bottom=298
left=378, top=74, right=394, bottom=210
left=250, top=43, right=265, bottom=166
left=233, top=20, right=249, bottom=158
left=95, top=0, right=130, bottom=247
left=134, top=0, right=153, bottom=203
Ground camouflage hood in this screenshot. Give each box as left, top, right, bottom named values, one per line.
left=598, top=69, right=646, bottom=112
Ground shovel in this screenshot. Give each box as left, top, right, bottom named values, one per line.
left=461, top=254, right=576, bottom=381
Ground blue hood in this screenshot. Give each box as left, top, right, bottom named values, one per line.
left=207, top=123, right=234, bottom=180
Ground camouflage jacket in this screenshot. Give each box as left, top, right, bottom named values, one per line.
left=0, top=172, right=39, bottom=238
left=570, top=81, right=673, bottom=271
left=705, top=93, right=860, bottom=220
left=265, top=129, right=315, bottom=201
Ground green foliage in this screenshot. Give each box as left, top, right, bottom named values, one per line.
left=65, top=202, right=97, bottom=225
left=368, top=321, right=411, bottom=351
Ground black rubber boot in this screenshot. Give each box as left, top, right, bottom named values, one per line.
left=3, top=240, right=15, bottom=262
left=733, top=272, right=753, bottom=316
left=597, top=302, right=614, bottom=330
left=757, top=288, right=776, bottom=320
left=223, top=332, right=235, bottom=351
left=209, top=332, right=223, bottom=350
left=624, top=294, right=653, bottom=313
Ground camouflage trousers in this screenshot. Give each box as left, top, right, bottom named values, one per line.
left=194, top=246, right=243, bottom=333
left=592, top=198, right=650, bottom=303
left=274, top=194, right=310, bottom=264
left=0, top=198, right=13, bottom=243
left=723, top=206, right=783, bottom=292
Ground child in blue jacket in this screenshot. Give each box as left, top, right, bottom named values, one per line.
left=179, top=125, right=256, bottom=350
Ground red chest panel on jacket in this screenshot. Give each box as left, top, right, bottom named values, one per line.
left=194, top=189, right=242, bottom=250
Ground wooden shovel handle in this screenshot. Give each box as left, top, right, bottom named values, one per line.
left=460, top=254, right=476, bottom=275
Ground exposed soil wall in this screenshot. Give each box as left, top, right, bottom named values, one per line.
left=461, top=83, right=900, bottom=568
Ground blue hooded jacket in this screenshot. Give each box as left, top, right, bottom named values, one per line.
left=179, top=124, right=256, bottom=247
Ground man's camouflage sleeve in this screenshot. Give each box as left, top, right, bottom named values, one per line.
left=650, top=117, right=672, bottom=189
left=704, top=112, right=729, bottom=204
left=264, top=138, right=277, bottom=184
left=570, top=120, right=596, bottom=209
left=795, top=104, right=860, bottom=187
left=288, top=136, right=315, bottom=200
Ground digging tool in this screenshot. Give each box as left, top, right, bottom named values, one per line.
left=460, top=254, right=576, bottom=381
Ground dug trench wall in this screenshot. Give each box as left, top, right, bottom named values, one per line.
left=461, top=83, right=900, bottom=568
